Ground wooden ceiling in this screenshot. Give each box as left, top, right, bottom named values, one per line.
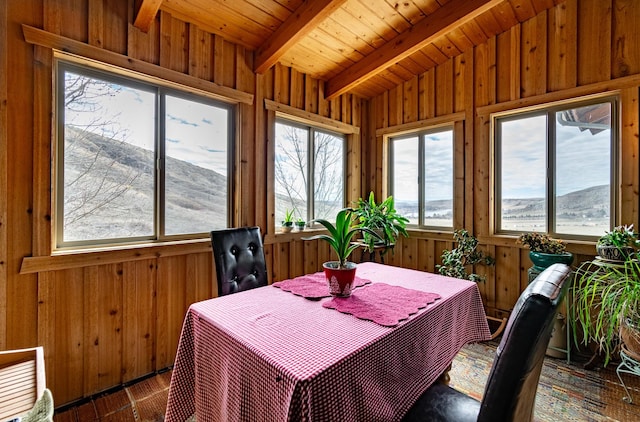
left=134, top=0, right=563, bottom=99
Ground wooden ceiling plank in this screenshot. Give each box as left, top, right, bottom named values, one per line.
left=341, top=1, right=402, bottom=42
left=447, top=27, right=476, bottom=52
left=490, top=1, right=520, bottom=31
left=459, top=18, right=491, bottom=44
left=325, top=0, right=503, bottom=100
left=133, top=0, right=163, bottom=33
left=245, top=0, right=299, bottom=21
left=159, top=4, right=266, bottom=48
left=432, top=34, right=463, bottom=58
left=409, top=50, right=439, bottom=69
left=254, top=0, right=349, bottom=74
left=320, top=11, right=387, bottom=51
left=384, top=0, right=426, bottom=25
left=508, top=0, right=537, bottom=22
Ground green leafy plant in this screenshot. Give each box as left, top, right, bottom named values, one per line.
left=517, top=232, right=566, bottom=254
left=597, top=224, right=640, bottom=248
left=282, top=209, right=294, bottom=226
left=437, top=229, right=495, bottom=282
left=352, top=191, right=409, bottom=252
left=572, top=258, right=640, bottom=366
left=303, top=208, right=381, bottom=268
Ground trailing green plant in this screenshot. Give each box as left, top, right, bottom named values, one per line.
left=302, top=208, right=381, bottom=268
left=517, top=232, right=567, bottom=254
left=572, top=258, right=640, bottom=366
left=352, top=191, right=409, bottom=252
left=597, top=224, right=640, bottom=249
left=437, top=229, right=495, bottom=282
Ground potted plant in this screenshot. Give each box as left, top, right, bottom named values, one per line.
left=295, top=218, right=306, bottom=231
left=303, top=208, right=380, bottom=297
left=517, top=232, right=574, bottom=271
left=596, top=224, right=639, bottom=262
left=281, top=209, right=294, bottom=233
left=437, top=229, right=495, bottom=283
left=572, top=257, right=640, bottom=365
left=352, top=191, right=409, bottom=253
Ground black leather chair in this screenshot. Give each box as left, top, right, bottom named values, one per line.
left=210, top=226, right=268, bottom=297
left=402, top=263, right=572, bottom=422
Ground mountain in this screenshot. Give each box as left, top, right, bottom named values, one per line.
left=63, top=126, right=228, bottom=240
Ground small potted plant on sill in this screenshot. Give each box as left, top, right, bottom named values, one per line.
left=352, top=191, right=409, bottom=253
left=517, top=232, right=574, bottom=271
left=596, top=224, right=640, bottom=262
left=295, top=218, right=306, bottom=231
left=302, top=208, right=380, bottom=297
left=281, top=209, right=294, bottom=233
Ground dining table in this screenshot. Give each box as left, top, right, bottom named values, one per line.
left=165, top=262, right=491, bottom=422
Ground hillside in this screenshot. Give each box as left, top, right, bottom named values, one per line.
left=63, top=126, right=228, bottom=240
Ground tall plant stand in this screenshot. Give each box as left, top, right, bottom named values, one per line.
left=617, top=346, right=640, bottom=403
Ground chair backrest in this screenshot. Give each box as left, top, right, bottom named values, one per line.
left=210, top=226, right=268, bottom=297
left=477, top=263, right=571, bottom=422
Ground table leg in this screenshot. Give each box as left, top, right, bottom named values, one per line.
left=437, top=363, right=452, bottom=385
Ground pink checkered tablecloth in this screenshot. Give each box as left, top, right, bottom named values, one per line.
left=165, top=262, right=491, bottom=422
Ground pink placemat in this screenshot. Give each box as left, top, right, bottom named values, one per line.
left=322, top=283, right=441, bottom=326
left=273, top=272, right=372, bottom=299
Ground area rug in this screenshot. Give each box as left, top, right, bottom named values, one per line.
left=450, top=341, right=640, bottom=421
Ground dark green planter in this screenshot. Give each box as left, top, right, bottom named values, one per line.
left=529, top=251, right=574, bottom=271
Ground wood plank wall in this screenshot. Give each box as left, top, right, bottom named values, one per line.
left=2, top=0, right=363, bottom=406
left=367, top=0, right=640, bottom=319
left=3, top=0, right=640, bottom=408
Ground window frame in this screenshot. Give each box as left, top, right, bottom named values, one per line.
left=54, top=58, right=236, bottom=250
left=491, top=95, right=619, bottom=240
left=264, top=99, right=360, bottom=237
left=387, top=125, right=456, bottom=230
left=274, top=117, right=347, bottom=224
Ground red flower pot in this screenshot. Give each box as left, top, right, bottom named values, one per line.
left=323, top=261, right=357, bottom=297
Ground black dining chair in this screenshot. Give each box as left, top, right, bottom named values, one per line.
left=210, top=226, right=268, bottom=297
left=402, top=263, right=572, bottom=422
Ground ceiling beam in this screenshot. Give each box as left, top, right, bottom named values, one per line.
left=133, top=0, right=163, bottom=33
left=254, top=0, right=349, bottom=74
left=325, top=0, right=502, bottom=100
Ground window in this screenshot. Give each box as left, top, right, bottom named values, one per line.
left=56, top=60, right=234, bottom=248
left=494, top=97, right=616, bottom=237
left=389, top=128, right=454, bottom=228
left=274, top=119, right=345, bottom=224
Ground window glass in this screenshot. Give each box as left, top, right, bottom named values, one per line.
left=392, top=136, right=419, bottom=225
left=62, top=70, right=155, bottom=242
left=495, top=99, right=613, bottom=237
left=499, top=114, right=547, bottom=232
left=554, top=103, right=611, bottom=236
left=274, top=120, right=344, bottom=224
left=424, top=131, right=453, bottom=227
left=57, top=61, right=233, bottom=248
left=164, top=95, right=229, bottom=235
left=314, top=130, right=344, bottom=220
left=390, top=128, right=454, bottom=228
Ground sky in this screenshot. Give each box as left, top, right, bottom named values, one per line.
left=500, top=111, right=610, bottom=199
left=392, top=130, right=454, bottom=202
left=65, top=72, right=229, bottom=174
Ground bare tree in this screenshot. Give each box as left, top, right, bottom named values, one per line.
left=274, top=123, right=343, bottom=221
left=62, top=73, right=149, bottom=239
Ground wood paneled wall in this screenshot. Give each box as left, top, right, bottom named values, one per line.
left=367, top=0, right=640, bottom=318
left=1, top=0, right=363, bottom=406
left=2, top=0, right=640, bottom=408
